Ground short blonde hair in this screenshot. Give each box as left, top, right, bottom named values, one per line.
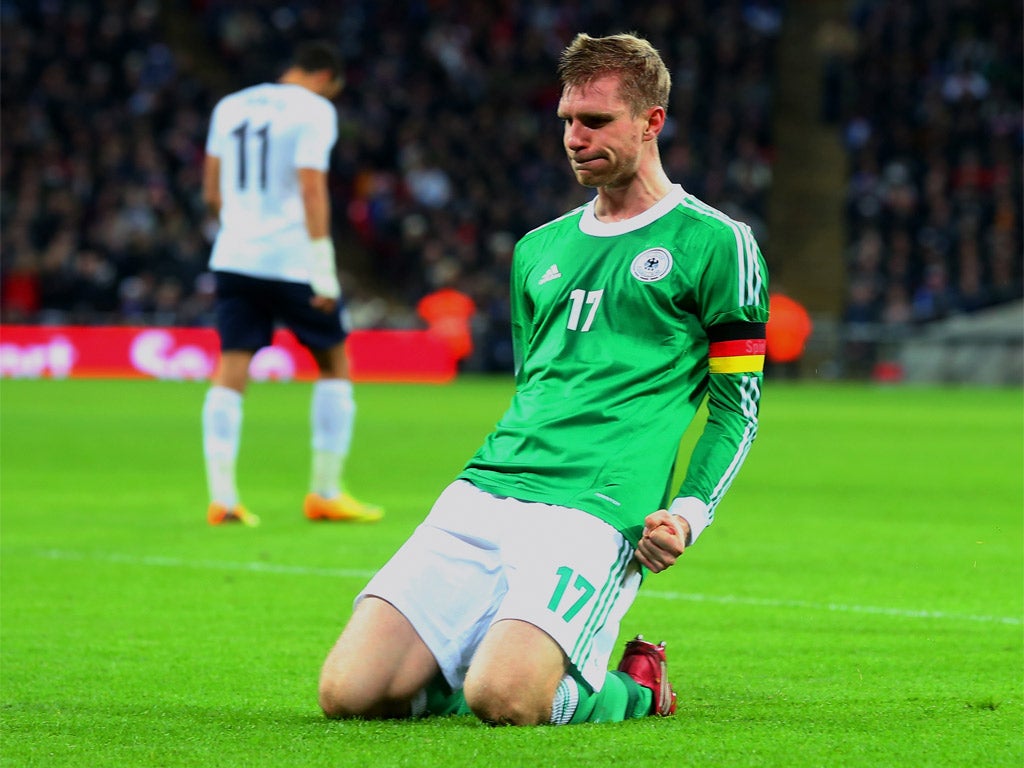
left=558, top=32, right=672, bottom=116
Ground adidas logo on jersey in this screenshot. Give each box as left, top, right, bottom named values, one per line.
left=539, top=264, right=562, bottom=285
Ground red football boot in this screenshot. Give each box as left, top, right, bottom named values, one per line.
left=616, top=635, right=677, bottom=716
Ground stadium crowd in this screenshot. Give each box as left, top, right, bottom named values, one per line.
left=832, top=0, right=1022, bottom=355
left=1, top=0, right=781, bottom=369
left=2, top=1, right=1019, bottom=373
left=1, top=1, right=216, bottom=327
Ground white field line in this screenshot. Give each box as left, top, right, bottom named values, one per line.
left=33, top=548, right=1023, bottom=627
left=35, top=547, right=375, bottom=580
left=639, top=589, right=1023, bottom=626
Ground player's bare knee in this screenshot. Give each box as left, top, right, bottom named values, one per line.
left=464, top=680, right=548, bottom=726
left=317, top=664, right=379, bottom=719
left=470, top=696, right=548, bottom=727
left=318, top=678, right=363, bottom=719
left=319, top=668, right=419, bottom=720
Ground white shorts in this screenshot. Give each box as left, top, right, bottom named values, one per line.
left=357, top=480, right=641, bottom=692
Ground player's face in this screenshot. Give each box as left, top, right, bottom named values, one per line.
left=558, top=74, right=651, bottom=189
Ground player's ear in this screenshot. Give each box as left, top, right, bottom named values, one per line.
left=326, top=74, right=344, bottom=99
left=643, top=106, right=666, bottom=141
left=317, top=71, right=344, bottom=99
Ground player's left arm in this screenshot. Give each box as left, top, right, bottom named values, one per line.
left=673, top=332, right=765, bottom=533
left=636, top=353, right=765, bottom=573
left=299, top=166, right=331, bottom=240
left=672, top=219, right=769, bottom=546
left=299, top=166, right=340, bottom=312
left=297, top=100, right=340, bottom=310
left=637, top=224, right=769, bottom=572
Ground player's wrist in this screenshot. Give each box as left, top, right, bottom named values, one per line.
left=668, top=497, right=710, bottom=545
left=309, top=237, right=340, bottom=299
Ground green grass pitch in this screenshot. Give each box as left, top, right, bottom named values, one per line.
left=1, top=377, right=1021, bottom=767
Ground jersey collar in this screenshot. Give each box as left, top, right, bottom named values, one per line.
left=578, top=184, right=686, bottom=237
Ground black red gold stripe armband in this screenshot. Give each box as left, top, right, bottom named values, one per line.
left=707, top=322, right=766, bottom=374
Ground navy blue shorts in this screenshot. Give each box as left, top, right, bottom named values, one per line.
left=213, top=271, right=347, bottom=352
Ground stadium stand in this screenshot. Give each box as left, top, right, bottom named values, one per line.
left=1, top=1, right=217, bottom=327
left=832, top=0, right=1022, bottom=377
left=1, top=1, right=1018, bottom=378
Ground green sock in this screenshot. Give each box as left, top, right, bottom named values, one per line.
left=420, top=674, right=472, bottom=717
left=553, top=670, right=652, bottom=724
left=420, top=670, right=653, bottom=723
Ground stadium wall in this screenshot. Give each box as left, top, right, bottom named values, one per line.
left=892, top=301, right=1024, bottom=386
left=0, top=326, right=457, bottom=383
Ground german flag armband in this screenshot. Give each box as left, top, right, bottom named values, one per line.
left=707, top=322, right=766, bottom=374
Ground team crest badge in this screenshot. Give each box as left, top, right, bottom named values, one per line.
left=630, top=248, right=673, bottom=282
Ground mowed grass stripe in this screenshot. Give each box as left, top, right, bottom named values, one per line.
left=26, top=546, right=1024, bottom=626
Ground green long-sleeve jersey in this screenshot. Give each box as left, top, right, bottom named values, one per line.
left=460, top=185, right=769, bottom=546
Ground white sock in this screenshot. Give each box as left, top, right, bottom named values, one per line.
left=202, top=385, right=243, bottom=508
left=549, top=674, right=580, bottom=725
left=310, top=379, right=355, bottom=498
left=409, top=689, right=428, bottom=718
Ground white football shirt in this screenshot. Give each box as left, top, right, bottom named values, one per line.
left=205, top=83, right=338, bottom=282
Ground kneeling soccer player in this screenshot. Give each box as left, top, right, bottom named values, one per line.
left=317, top=31, right=768, bottom=726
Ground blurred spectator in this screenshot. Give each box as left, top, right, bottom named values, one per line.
left=1, top=0, right=214, bottom=327
left=765, top=291, right=813, bottom=378
left=417, top=264, right=478, bottom=366
left=1, top=250, right=40, bottom=322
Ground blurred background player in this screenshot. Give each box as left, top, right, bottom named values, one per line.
left=200, top=40, right=381, bottom=526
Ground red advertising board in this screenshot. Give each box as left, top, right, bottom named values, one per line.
left=0, top=325, right=457, bottom=383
